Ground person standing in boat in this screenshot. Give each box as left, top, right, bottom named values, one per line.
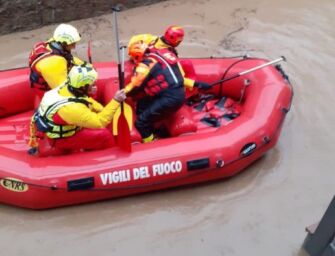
left=124, top=40, right=186, bottom=143
left=28, top=23, right=85, bottom=107
left=28, top=64, right=126, bottom=156
left=128, top=26, right=211, bottom=93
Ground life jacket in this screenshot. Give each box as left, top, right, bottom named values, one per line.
left=140, top=49, right=184, bottom=97
left=29, top=41, right=74, bottom=91
left=34, top=85, right=89, bottom=139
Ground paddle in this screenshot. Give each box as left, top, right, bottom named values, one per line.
left=210, top=56, right=286, bottom=86
left=87, top=40, right=92, bottom=64
left=112, top=47, right=133, bottom=135
left=112, top=7, right=132, bottom=152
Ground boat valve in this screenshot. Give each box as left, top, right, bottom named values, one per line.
left=244, top=79, right=251, bottom=86
left=216, top=160, right=225, bottom=168
left=263, top=136, right=270, bottom=144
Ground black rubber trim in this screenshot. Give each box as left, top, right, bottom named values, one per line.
left=67, top=177, right=94, bottom=191
left=187, top=158, right=210, bottom=171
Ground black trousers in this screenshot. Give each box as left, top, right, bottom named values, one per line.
left=135, top=87, right=185, bottom=139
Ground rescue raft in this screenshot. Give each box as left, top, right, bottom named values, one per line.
left=0, top=56, right=293, bottom=209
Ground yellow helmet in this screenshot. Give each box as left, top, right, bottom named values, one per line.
left=53, top=24, right=81, bottom=45
left=128, top=34, right=157, bottom=48
left=68, top=64, right=98, bottom=89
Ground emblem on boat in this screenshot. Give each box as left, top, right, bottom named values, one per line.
left=240, top=143, right=257, bottom=157
left=0, top=177, right=29, bottom=192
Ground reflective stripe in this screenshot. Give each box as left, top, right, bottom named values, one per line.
left=148, top=53, right=179, bottom=84
left=44, top=99, right=71, bottom=118
left=29, top=42, right=74, bottom=90
left=30, top=52, right=52, bottom=68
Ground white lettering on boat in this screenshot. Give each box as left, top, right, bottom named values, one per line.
left=133, top=166, right=150, bottom=180
left=152, top=161, right=182, bottom=176
left=100, top=161, right=183, bottom=186
left=100, top=169, right=131, bottom=185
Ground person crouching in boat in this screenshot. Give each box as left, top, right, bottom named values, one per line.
left=124, top=40, right=186, bottom=143
left=129, top=26, right=211, bottom=92
left=28, top=64, right=126, bottom=156
left=130, top=25, right=184, bottom=56
left=153, top=25, right=212, bottom=90
left=151, top=25, right=184, bottom=56
left=28, top=24, right=85, bottom=107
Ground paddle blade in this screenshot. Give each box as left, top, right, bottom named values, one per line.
left=113, top=102, right=133, bottom=135
left=88, top=40, right=92, bottom=64
left=117, top=110, right=132, bottom=152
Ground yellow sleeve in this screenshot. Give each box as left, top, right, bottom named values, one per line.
left=36, top=55, right=68, bottom=89
left=58, top=100, right=120, bottom=129
left=178, top=62, right=195, bottom=90
left=124, top=62, right=151, bottom=93
left=86, top=97, right=104, bottom=113
left=154, top=38, right=170, bottom=49
left=184, top=78, right=196, bottom=90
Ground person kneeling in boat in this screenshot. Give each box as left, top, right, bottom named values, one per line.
left=28, top=64, right=126, bottom=156
left=29, top=23, right=85, bottom=107
left=124, top=40, right=188, bottom=143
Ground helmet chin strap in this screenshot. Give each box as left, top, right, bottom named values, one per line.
left=49, top=41, right=72, bottom=54
left=68, top=84, right=88, bottom=98
left=49, top=41, right=64, bottom=52
left=161, top=36, right=170, bottom=46
left=159, top=37, right=178, bottom=56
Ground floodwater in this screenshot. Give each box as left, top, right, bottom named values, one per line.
left=0, top=0, right=334, bottom=255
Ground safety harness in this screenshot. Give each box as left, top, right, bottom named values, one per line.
left=34, top=87, right=90, bottom=139
left=29, top=41, right=73, bottom=91
left=140, top=49, right=184, bottom=96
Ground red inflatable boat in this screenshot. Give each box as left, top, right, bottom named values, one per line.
left=0, top=56, right=293, bottom=209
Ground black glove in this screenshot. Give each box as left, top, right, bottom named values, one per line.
left=194, top=81, right=211, bottom=90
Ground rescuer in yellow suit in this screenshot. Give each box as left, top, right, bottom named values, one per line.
left=29, top=24, right=86, bottom=106
left=28, top=64, right=126, bottom=156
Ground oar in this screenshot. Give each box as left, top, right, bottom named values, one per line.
left=87, top=40, right=92, bottom=64
left=210, top=56, right=286, bottom=86
left=112, top=46, right=133, bottom=135
left=120, top=46, right=133, bottom=129
left=112, top=7, right=132, bottom=152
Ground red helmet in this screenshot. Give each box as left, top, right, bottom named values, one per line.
left=128, top=41, right=148, bottom=63
left=164, top=25, right=184, bottom=47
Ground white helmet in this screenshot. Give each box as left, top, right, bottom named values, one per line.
left=53, top=24, right=81, bottom=45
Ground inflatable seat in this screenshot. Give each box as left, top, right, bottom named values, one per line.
left=163, top=105, right=197, bottom=137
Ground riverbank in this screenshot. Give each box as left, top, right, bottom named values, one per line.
left=0, top=0, right=167, bottom=35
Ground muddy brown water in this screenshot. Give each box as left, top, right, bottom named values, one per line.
left=0, top=0, right=334, bottom=255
